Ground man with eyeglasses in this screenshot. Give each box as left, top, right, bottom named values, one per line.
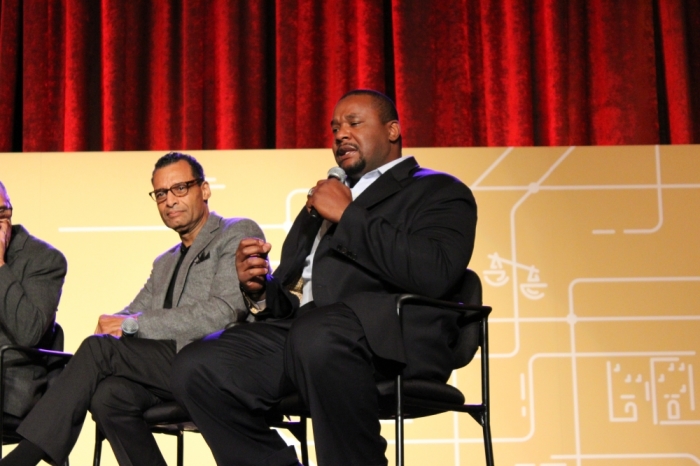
left=2, top=152, right=264, bottom=466
left=0, top=181, right=67, bottom=420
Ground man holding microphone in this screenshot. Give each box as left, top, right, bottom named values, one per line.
left=172, top=89, right=478, bottom=466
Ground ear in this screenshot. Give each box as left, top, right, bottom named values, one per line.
left=201, top=180, right=211, bottom=201
left=387, top=120, right=401, bottom=143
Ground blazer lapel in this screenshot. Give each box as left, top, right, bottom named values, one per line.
left=275, top=207, right=323, bottom=286
left=153, top=246, right=181, bottom=307
left=352, top=156, right=419, bottom=210
left=6, top=225, right=29, bottom=263
left=171, top=213, right=221, bottom=307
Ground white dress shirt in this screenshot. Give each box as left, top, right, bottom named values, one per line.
left=300, top=156, right=406, bottom=305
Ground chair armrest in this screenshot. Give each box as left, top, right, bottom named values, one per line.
left=0, top=345, right=73, bottom=418
left=0, top=344, right=73, bottom=363
left=396, top=294, right=492, bottom=325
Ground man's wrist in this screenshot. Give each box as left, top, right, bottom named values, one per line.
left=240, top=284, right=267, bottom=314
left=240, top=283, right=265, bottom=301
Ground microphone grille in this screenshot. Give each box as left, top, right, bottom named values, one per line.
left=327, top=166, right=347, bottom=183
left=122, top=317, right=139, bottom=335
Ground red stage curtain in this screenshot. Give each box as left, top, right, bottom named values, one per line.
left=0, top=0, right=698, bottom=152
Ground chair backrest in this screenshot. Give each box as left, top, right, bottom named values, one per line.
left=451, top=269, right=483, bottom=368
left=45, top=323, right=67, bottom=387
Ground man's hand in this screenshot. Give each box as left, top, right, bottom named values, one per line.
left=236, top=238, right=272, bottom=299
left=94, top=314, right=131, bottom=337
left=0, top=219, right=12, bottom=266
left=306, top=178, right=352, bottom=223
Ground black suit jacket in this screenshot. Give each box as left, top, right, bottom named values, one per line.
left=263, top=157, right=477, bottom=381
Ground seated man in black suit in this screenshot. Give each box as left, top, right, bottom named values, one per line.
left=0, top=181, right=67, bottom=419
left=171, top=90, right=478, bottom=466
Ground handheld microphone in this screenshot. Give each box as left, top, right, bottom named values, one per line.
left=309, top=167, right=347, bottom=219
left=121, top=317, right=139, bottom=337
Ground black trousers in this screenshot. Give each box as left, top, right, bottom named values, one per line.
left=16, top=335, right=176, bottom=466
left=171, top=303, right=389, bottom=466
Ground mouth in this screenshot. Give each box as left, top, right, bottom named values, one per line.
left=335, top=144, right=358, bottom=160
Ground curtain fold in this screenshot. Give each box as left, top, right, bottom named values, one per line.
left=0, top=0, right=698, bottom=153
left=0, top=0, right=21, bottom=151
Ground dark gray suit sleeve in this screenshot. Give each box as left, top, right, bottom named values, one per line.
left=0, top=247, right=67, bottom=346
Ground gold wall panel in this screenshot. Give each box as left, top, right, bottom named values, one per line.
left=1, top=145, right=698, bottom=465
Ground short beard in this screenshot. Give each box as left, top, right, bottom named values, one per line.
left=343, top=157, right=366, bottom=179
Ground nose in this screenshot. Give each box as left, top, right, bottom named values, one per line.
left=334, top=124, right=350, bottom=143
left=165, top=190, right=179, bottom=206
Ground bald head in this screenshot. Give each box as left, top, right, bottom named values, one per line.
left=0, top=181, right=9, bottom=207
left=338, top=89, right=399, bottom=124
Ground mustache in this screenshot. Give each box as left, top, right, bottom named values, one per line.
left=335, top=144, right=358, bottom=156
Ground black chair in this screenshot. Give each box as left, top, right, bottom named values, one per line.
left=91, top=399, right=313, bottom=466
left=92, top=400, right=312, bottom=466
left=1, top=322, right=73, bottom=464
left=269, top=268, right=494, bottom=466
left=92, top=270, right=493, bottom=466
left=93, top=402, right=198, bottom=466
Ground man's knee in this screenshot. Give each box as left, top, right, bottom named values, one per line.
left=90, top=377, right=139, bottom=421
left=288, top=304, right=363, bottom=369
left=76, top=333, right=120, bottom=359
left=170, top=340, right=209, bottom=400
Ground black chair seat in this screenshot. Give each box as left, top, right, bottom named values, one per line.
left=377, top=379, right=465, bottom=404
left=143, top=402, right=197, bottom=432
left=94, top=401, right=197, bottom=466
left=270, top=379, right=468, bottom=423
left=377, top=379, right=466, bottom=418
left=271, top=393, right=306, bottom=418
left=1, top=414, right=23, bottom=445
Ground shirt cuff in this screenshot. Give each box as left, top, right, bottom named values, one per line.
left=242, top=289, right=267, bottom=314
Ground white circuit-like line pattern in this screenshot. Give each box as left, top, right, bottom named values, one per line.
left=56, top=148, right=700, bottom=465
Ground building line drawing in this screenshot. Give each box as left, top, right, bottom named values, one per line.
left=52, top=147, right=700, bottom=465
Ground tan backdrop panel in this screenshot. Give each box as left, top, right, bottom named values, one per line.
left=1, top=145, right=698, bottom=465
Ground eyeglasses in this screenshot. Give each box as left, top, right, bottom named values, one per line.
left=149, top=179, right=203, bottom=203
left=0, top=205, right=12, bottom=219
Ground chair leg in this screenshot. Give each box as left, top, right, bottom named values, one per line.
left=483, top=420, right=494, bottom=466
left=177, top=431, right=184, bottom=466
left=93, top=427, right=104, bottom=466
left=480, top=317, right=494, bottom=466
left=300, top=417, right=309, bottom=466
left=395, top=374, right=404, bottom=466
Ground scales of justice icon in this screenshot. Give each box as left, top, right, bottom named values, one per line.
left=483, top=252, right=548, bottom=300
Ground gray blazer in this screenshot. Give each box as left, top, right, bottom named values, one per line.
left=118, top=213, right=263, bottom=352
left=0, top=224, right=67, bottom=417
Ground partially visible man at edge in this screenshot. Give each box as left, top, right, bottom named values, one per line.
left=1, top=152, right=264, bottom=466
left=171, top=90, right=478, bottom=465
left=0, top=181, right=67, bottom=419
